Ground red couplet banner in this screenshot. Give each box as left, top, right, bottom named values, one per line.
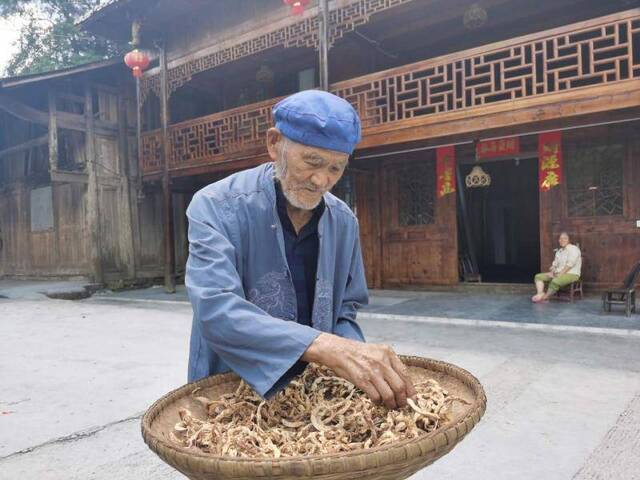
left=538, top=132, right=563, bottom=192
left=436, top=145, right=456, bottom=198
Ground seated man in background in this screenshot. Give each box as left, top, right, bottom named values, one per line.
left=532, top=232, right=581, bottom=303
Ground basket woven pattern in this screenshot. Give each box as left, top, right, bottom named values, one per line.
left=141, top=356, right=486, bottom=480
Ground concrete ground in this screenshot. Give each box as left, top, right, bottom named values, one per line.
left=1, top=279, right=640, bottom=479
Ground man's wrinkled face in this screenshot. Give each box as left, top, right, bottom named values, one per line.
left=559, top=233, right=570, bottom=248
left=267, top=129, right=349, bottom=210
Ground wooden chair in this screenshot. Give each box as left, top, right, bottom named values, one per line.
left=602, top=261, right=640, bottom=317
left=555, top=278, right=583, bottom=303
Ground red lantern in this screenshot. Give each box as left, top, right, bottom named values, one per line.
left=291, top=2, right=305, bottom=15
left=124, top=49, right=150, bottom=78
left=284, top=0, right=309, bottom=15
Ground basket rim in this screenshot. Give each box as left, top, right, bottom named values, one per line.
left=141, top=355, right=487, bottom=467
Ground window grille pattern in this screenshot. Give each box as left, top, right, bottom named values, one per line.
left=397, top=161, right=435, bottom=226
left=332, top=173, right=356, bottom=213
left=566, top=143, right=624, bottom=217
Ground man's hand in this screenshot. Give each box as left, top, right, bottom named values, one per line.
left=302, top=333, right=417, bottom=409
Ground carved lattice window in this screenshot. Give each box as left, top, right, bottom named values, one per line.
left=397, top=161, right=435, bottom=226
left=332, top=173, right=356, bottom=213
left=566, top=143, right=624, bottom=217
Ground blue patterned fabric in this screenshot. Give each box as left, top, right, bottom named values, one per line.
left=186, top=162, right=368, bottom=399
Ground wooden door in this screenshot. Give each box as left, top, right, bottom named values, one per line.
left=333, top=169, right=382, bottom=289
left=380, top=154, right=458, bottom=287
left=354, top=169, right=382, bottom=289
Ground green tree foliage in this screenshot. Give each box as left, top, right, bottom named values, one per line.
left=1, top=0, right=123, bottom=76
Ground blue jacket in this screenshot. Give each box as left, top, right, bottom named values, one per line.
left=185, top=162, right=368, bottom=398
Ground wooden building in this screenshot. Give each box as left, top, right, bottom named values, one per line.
left=0, top=61, right=165, bottom=283
left=3, top=0, right=639, bottom=291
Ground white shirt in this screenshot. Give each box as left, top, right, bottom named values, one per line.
left=551, top=244, right=581, bottom=276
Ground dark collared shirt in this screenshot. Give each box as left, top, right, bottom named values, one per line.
left=275, top=180, right=325, bottom=326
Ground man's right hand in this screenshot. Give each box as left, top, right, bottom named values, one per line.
left=302, top=333, right=417, bottom=410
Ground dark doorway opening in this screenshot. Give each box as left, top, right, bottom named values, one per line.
left=460, top=158, right=540, bottom=283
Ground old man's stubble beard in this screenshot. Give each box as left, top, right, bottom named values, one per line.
left=274, top=139, right=325, bottom=210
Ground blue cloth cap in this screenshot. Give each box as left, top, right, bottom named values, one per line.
left=272, top=90, right=362, bottom=155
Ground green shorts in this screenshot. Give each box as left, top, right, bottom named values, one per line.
left=534, top=273, right=580, bottom=293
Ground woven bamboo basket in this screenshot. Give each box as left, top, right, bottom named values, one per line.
left=141, top=356, right=486, bottom=480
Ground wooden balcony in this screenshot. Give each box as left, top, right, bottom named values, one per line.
left=141, top=9, right=640, bottom=177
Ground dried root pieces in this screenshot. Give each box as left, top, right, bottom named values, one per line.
left=171, top=364, right=468, bottom=458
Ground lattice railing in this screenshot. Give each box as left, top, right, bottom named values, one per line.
left=332, top=10, right=640, bottom=128
left=141, top=133, right=162, bottom=173
left=141, top=11, right=640, bottom=175
left=141, top=99, right=278, bottom=173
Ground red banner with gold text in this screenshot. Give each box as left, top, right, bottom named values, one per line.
left=538, top=132, right=563, bottom=192
left=476, top=137, right=520, bottom=159
left=436, top=145, right=456, bottom=198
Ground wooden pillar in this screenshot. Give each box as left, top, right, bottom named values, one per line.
left=117, top=84, right=137, bottom=280
left=131, top=77, right=143, bottom=274
left=131, top=19, right=144, bottom=200
left=85, top=82, right=104, bottom=284
left=16, top=181, right=31, bottom=273
left=47, top=89, right=61, bottom=272
left=318, top=0, right=329, bottom=90
left=135, top=78, right=143, bottom=188
left=160, top=43, right=176, bottom=293
left=47, top=89, right=58, bottom=172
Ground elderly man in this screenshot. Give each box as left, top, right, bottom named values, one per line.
left=532, top=232, right=582, bottom=302
left=186, top=90, right=415, bottom=410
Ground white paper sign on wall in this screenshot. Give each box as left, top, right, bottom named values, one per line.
left=30, top=186, right=54, bottom=232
